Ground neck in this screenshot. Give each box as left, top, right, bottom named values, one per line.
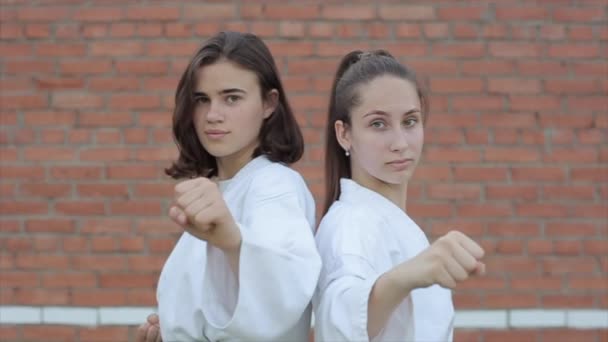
left=216, top=144, right=258, bottom=180
left=351, top=168, right=408, bottom=211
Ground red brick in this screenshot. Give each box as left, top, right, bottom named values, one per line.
left=107, top=165, right=160, bottom=180
left=425, top=147, right=481, bottom=162
left=55, top=201, right=106, bottom=216
left=72, top=255, right=127, bottom=272
left=490, top=42, right=541, bottom=57
left=495, top=7, right=548, bottom=20
left=126, top=6, right=179, bottom=20
left=110, top=201, right=162, bottom=216
left=519, top=61, right=568, bottom=75
left=554, top=7, right=604, bottom=21
left=20, top=183, right=71, bottom=198
left=544, top=147, right=598, bottom=163
left=548, top=44, right=599, bottom=58
left=539, top=113, right=595, bottom=128
left=487, top=222, right=541, bottom=237
left=379, top=5, right=435, bottom=20
left=37, top=43, right=86, bottom=56
left=43, top=272, right=97, bottom=288
left=264, top=4, right=319, bottom=19
left=458, top=204, right=512, bottom=218
left=407, top=203, right=452, bottom=218
left=542, top=294, right=595, bottom=308
left=430, top=78, right=483, bottom=93
left=322, top=5, right=375, bottom=20
left=540, top=24, right=566, bottom=40
left=90, top=41, right=144, bottom=56
left=182, top=4, right=234, bottom=19
left=487, top=185, right=539, bottom=200
left=137, top=23, right=163, bottom=37
left=18, top=7, right=70, bottom=21
left=427, top=184, right=481, bottom=200
left=1, top=95, right=47, bottom=109
left=79, top=148, right=131, bottom=161
left=453, top=23, right=478, bottom=39
left=483, top=330, right=538, bottom=341
left=433, top=42, right=485, bottom=57
left=59, top=60, right=113, bottom=75
left=52, top=92, right=103, bottom=109
left=511, top=276, right=563, bottom=291
left=571, top=167, right=608, bottom=182
left=51, top=166, right=103, bottom=180
left=485, top=293, right=539, bottom=308
left=454, top=167, right=509, bottom=181
left=569, top=26, right=594, bottom=40
left=78, top=112, right=133, bottom=127
left=25, top=23, right=51, bottom=39
left=438, top=6, right=486, bottom=20
left=79, top=326, right=131, bottom=342
left=542, top=257, right=597, bottom=275
left=74, top=7, right=123, bottom=21
left=543, top=185, right=595, bottom=200
left=488, top=79, right=541, bottom=94
left=99, top=273, right=157, bottom=288
left=0, top=201, right=48, bottom=215
left=453, top=96, right=504, bottom=110
left=0, top=23, right=23, bottom=39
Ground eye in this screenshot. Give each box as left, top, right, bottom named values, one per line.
left=226, top=95, right=241, bottom=104
left=194, top=97, right=209, bottom=104
left=370, top=120, right=386, bottom=129
left=403, top=117, right=418, bottom=127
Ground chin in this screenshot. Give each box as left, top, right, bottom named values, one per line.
left=380, top=172, right=412, bottom=186
left=202, top=145, right=232, bottom=158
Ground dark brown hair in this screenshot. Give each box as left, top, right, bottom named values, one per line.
left=165, top=31, right=304, bottom=179
left=323, top=50, right=429, bottom=215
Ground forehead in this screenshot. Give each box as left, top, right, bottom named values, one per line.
left=354, top=75, right=420, bottom=116
left=195, top=59, right=259, bottom=92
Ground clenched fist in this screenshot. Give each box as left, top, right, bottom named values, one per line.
left=406, top=231, right=485, bottom=289
left=136, top=313, right=162, bottom=342
left=169, top=177, right=242, bottom=252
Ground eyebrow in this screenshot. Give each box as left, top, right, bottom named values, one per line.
left=363, top=108, right=421, bottom=118
left=193, top=88, right=247, bottom=96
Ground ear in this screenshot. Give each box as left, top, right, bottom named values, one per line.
left=262, top=89, right=279, bottom=119
left=334, top=120, right=352, bottom=153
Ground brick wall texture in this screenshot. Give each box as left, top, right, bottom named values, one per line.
left=1, top=0, right=606, bottom=341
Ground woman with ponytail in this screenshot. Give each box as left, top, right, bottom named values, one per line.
left=313, top=50, right=486, bottom=341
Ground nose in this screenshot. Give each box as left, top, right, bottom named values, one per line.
left=389, top=128, right=408, bottom=153
left=205, top=101, right=224, bottom=123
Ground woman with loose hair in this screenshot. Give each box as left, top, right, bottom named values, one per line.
left=313, top=50, right=486, bottom=341
left=137, top=31, right=321, bottom=342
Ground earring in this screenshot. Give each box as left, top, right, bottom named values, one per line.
left=345, top=150, right=350, bottom=157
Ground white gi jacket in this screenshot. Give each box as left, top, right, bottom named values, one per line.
left=314, top=178, right=454, bottom=342
left=157, top=155, right=321, bottom=341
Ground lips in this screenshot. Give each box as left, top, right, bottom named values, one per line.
left=387, top=158, right=414, bottom=171
left=204, top=129, right=229, bottom=139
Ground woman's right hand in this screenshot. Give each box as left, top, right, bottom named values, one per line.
left=136, top=313, right=162, bottom=342
left=405, top=231, right=485, bottom=289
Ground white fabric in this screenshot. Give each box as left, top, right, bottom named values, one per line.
left=314, top=178, right=454, bottom=342
left=157, top=155, right=321, bottom=341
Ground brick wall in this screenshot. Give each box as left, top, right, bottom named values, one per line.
left=1, top=1, right=606, bottom=341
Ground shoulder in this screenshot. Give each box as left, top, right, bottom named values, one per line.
left=248, top=161, right=312, bottom=201
left=316, top=200, right=385, bottom=258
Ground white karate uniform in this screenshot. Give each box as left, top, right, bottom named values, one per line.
left=157, top=155, right=321, bottom=342
left=314, top=178, right=454, bottom=342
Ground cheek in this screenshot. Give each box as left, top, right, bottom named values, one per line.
left=410, top=128, right=424, bottom=151
left=355, top=134, right=385, bottom=165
